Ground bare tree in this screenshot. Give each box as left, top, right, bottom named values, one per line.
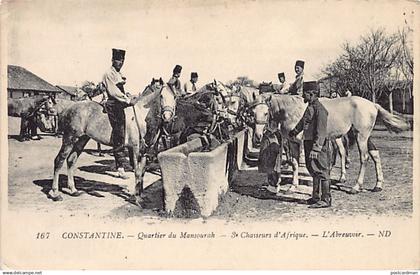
left=230, top=76, right=258, bottom=88
left=323, top=28, right=401, bottom=103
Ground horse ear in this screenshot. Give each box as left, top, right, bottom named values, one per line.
left=159, top=78, right=163, bottom=85
left=265, top=94, right=272, bottom=103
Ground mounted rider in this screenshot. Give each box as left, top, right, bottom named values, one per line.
left=103, top=48, right=135, bottom=179
left=183, top=72, right=199, bottom=96
left=288, top=60, right=305, bottom=95
left=273, top=72, right=288, bottom=94
left=167, top=65, right=183, bottom=97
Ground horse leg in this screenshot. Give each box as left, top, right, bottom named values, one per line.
left=284, top=141, right=300, bottom=194
left=50, top=138, right=75, bottom=201
left=335, top=138, right=347, bottom=183
left=66, top=136, right=90, bottom=196
left=19, top=117, right=30, bottom=141
left=97, top=143, right=104, bottom=156
left=350, top=134, right=369, bottom=194
left=367, top=138, right=384, bottom=192
left=343, top=134, right=351, bottom=169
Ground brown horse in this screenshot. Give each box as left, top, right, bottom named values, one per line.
left=47, top=82, right=175, bottom=204
left=8, top=96, right=56, bottom=140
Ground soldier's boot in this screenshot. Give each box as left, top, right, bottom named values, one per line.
left=309, top=179, right=331, bottom=208
left=263, top=172, right=279, bottom=189
left=306, top=177, right=321, bottom=205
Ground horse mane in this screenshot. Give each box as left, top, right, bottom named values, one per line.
left=137, top=85, right=163, bottom=108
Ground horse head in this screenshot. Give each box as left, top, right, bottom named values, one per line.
left=248, top=94, right=271, bottom=146
left=158, top=81, right=176, bottom=123
left=34, top=111, right=55, bottom=132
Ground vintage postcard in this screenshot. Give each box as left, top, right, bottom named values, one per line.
left=1, top=0, right=419, bottom=270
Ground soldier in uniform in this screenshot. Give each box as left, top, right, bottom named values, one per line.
left=289, top=81, right=332, bottom=208
left=288, top=60, right=305, bottom=95
left=167, top=65, right=183, bottom=97
left=103, top=48, right=134, bottom=179
left=183, top=72, right=199, bottom=96
left=274, top=72, right=288, bottom=94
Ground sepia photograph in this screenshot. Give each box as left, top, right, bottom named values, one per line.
left=1, top=0, right=418, bottom=270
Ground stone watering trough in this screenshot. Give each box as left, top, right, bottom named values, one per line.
left=157, top=129, right=247, bottom=217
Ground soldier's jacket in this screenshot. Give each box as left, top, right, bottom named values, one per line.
left=167, top=76, right=183, bottom=96
left=103, top=66, right=130, bottom=104
left=288, top=73, right=303, bottom=95
left=183, top=80, right=198, bottom=95
left=294, top=98, right=328, bottom=152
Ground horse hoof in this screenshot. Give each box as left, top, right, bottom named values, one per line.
left=50, top=194, right=63, bottom=202
left=348, top=188, right=359, bottom=195
left=69, top=190, right=84, bottom=197
left=345, top=164, right=350, bottom=169
left=339, top=178, right=346, bottom=183
left=372, top=187, right=383, bottom=192
left=283, top=189, right=295, bottom=195
left=129, top=195, right=144, bottom=207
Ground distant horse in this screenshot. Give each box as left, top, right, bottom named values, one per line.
left=46, top=81, right=174, bottom=204
left=8, top=96, right=56, bottom=140
left=252, top=94, right=410, bottom=194
left=223, top=85, right=259, bottom=127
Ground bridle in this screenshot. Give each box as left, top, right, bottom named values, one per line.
left=247, top=100, right=270, bottom=127
left=31, top=97, right=57, bottom=117
left=161, top=85, right=177, bottom=123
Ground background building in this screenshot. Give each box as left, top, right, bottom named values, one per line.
left=7, top=65, right=62, bottom=99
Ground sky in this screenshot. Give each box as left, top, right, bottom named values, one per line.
left=5, top=0, right=416, bottom=93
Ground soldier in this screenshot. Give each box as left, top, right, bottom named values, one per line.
left=183, top=72, right=199, bottom=96
left=288, top=60, right=305, bottom=95
left=103, top=48, right=135, bottom=179
left=289, top=81, right=332, bottom=208
left=167, top=64, right=183, bottom=97
left=274, top=72, right=288, bottom=94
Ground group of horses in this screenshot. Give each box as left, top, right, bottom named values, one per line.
left=8, top=78, right=410, bottom=208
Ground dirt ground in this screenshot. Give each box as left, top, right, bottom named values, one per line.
left=7, top=117, right=413, bottom=223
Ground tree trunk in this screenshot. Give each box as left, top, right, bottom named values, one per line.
left=388, top=91, right=393, bottom=114
left=372, top=91, right=376, bottom=103
left=402, top=89, right=406, bottom=113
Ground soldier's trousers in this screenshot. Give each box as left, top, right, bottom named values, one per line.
left=106, top=100, right=128, bottom=169
left=258, top=130, right=283, bottom=185
left=304, top=140, right=332, bottom=204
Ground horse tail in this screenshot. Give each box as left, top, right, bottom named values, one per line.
left=375, top=104, right=410, bottom=133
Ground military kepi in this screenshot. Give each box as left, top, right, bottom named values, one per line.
left=303, top=81, right=319, bottom=92
left=278, top=72, right=285, bottom=78
left=191, top=72, right=198, bottom=78
left=295, top=60, right=305, bottom=68
left=173, top=65, right=182, bottom=74
left=112, top=48, right=126, bottom=60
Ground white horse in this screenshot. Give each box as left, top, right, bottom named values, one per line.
left=252, top=94, right=410, bottom=194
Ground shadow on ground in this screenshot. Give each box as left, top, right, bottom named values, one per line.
left=33, top=175, right=164, bottom=211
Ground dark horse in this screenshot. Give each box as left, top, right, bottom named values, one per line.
left=47, top=82, right=175, bottom=204
left=157, top=83, right=230, bottom=150
left=8, top=96, right=56, bottom=140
